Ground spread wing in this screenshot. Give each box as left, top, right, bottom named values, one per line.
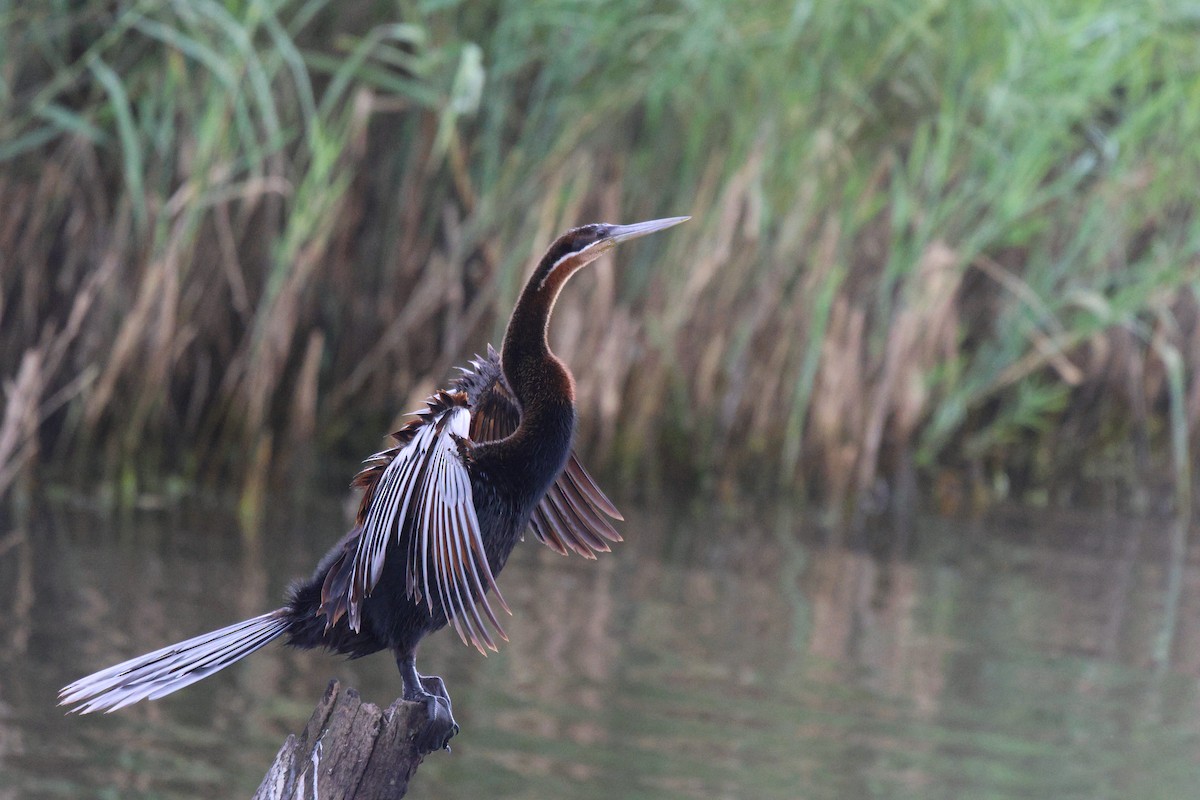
left=456, top=345, right=624, bottom=559
left=320, top=390, right=508, bottom=654
left=318, top=347, right=622, bottom=654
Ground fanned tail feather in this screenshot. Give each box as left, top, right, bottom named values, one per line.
left=59, top=610, right=290, bottom=714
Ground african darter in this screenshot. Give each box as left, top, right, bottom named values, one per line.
left=60, top=216, right=688, bottom=753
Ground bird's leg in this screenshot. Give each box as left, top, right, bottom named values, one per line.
left=396, top=650, right=458, bottom=753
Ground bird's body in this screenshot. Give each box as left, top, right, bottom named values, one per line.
left=60, top=216, right=686, bottom=753
left=283, top=347, right=617, bottom=661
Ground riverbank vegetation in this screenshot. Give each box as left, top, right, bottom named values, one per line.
left=3, top=0, right=1198, bottom=513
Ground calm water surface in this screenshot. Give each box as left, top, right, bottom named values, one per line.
left=2, top=492, right=1199, bottom=799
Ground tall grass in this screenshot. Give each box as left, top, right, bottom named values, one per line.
left=2, top=0, right=1198, bottom=512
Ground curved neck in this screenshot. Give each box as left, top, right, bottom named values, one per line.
left=501, top=268, right=575, bottom=424
left=490, top=250, right=583, bottom=500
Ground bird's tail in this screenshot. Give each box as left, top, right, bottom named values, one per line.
left=59, top=609, right=291, bottom=714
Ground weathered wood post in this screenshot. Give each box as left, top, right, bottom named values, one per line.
left=253, top=680, right=444, bottom=800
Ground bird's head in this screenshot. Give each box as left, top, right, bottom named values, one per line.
left=531, top=216, right=689, bottom=296
left=503, top=215, right=688, bottom=405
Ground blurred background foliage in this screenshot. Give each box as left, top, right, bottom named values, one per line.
left=1, top=0, right=1199, bottom=513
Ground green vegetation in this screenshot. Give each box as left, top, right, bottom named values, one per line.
left=2, top=0, right=1198, bottom=511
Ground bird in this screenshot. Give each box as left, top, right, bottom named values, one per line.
left=59, top=215, right=688, bottom=753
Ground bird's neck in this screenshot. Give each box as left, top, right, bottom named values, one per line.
left=497, top=278, right=577, bottom=492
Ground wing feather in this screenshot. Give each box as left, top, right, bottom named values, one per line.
left=558, top=468, right=623, bottom=542
left=545, top=482, right=611, bottom=553
left=322, top=342, right=622, bottom=653
left=530, top=505, right=571, bottom=556
left=324, top=392, right=507, bottom=651
left=454, top=347, right=623, bottom=559
left=563, top=457, right=624, bottom=521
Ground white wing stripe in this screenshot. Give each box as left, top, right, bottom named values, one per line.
left=447, top=494, right=489, bottom=651
left=418, top=454, right=437, bottom=613
left=344, top=400, right=508, bottom=650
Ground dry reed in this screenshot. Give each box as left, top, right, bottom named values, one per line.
left=2, top=0, right=1198, bottom=513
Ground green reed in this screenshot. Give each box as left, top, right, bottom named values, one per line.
left=2, top=0, right=1197, bottom=511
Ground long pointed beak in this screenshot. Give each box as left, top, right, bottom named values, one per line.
left=607, top=216, right=690, bottom=244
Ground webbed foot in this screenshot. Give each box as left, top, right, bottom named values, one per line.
left=405, top=676, right=458, bottom=753
left=397, top=650, right=459, bottom=753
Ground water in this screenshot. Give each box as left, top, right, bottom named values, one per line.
left=2, top=493, right=1199, bottom=799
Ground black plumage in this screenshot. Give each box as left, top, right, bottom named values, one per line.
left=60, top=217, right=687, bottom=752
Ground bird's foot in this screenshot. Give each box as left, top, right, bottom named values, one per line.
left=405, top=674, right=458, bottom=753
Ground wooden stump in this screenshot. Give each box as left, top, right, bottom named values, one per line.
left=253, top=680, right=441, bottom=800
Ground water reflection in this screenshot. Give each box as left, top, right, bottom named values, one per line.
left=1, top=497, right=1199, bottom=798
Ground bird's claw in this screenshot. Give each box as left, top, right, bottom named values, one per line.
left=409, top=674, right=458, bottom=754
left=416, top=691, right=458, bottom=753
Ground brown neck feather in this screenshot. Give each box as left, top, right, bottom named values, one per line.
left=500, top=251, right=587, bottom=419
left=485, top=249, right=585, bottom=499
